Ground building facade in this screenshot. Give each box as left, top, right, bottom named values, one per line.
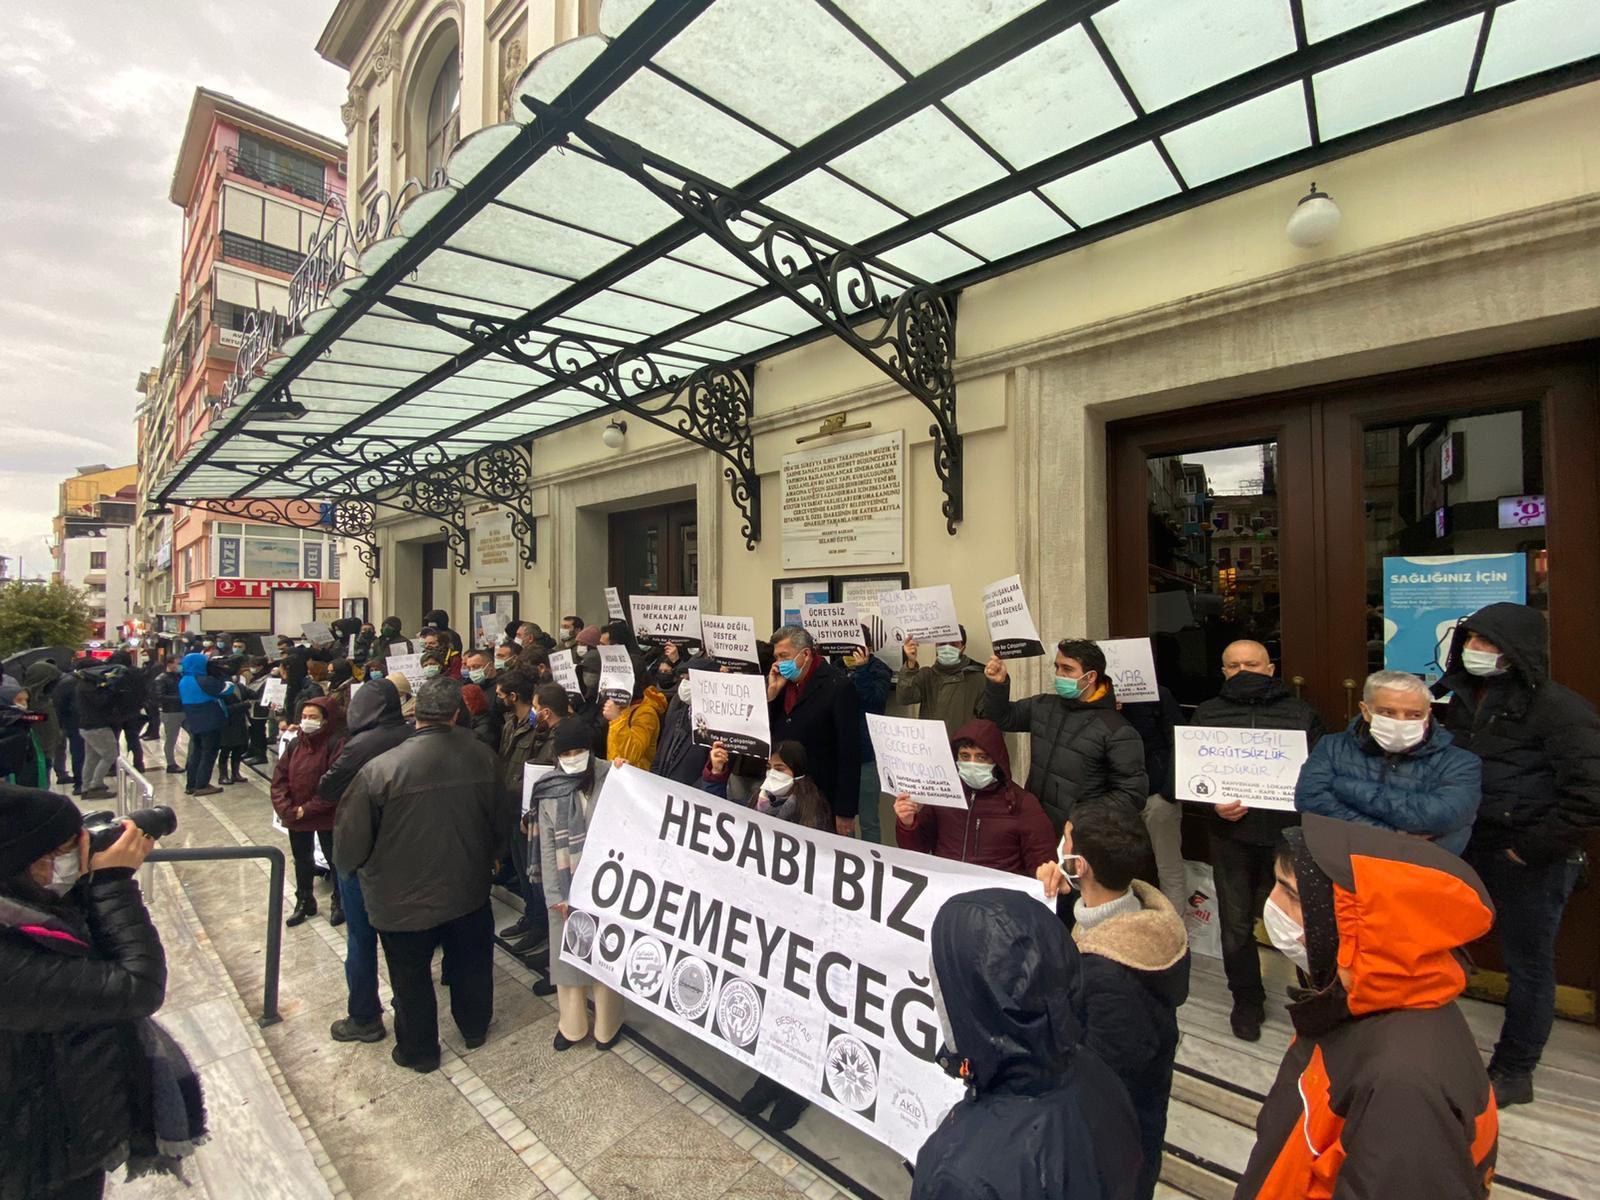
left=52, top=464, right=138, bottom=642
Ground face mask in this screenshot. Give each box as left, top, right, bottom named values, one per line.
left=47, top=848, right=83, bottom=896
left=956, top=761, right=995, bottom=789
left=301, top=717, right=324, bottom=735
left=1054, top=675, right=1083, bottom=700
left=560, top=629, right=576, bottom=642
left=776, top=657, right=802, bottom=682
left=495, top=657, right=512, bottom=671
left=936, top=645, right=961, bottom=667
left=678, top=678, right=693, bottom=703
left=368, top=668, right=384, bottom=679
left=762, top=769, right=795, bottom=798
left=559, top=751, right=591, bottom=776
left=1368, top=712, right=1427, bottom=753
left=1056, top=849, right=1083, bottom=890
left=1462, top=648, right=1506, bottom=677
left=421, top=665, right=441, bottom=679
left=1263, top=897, right=1309, bottom=971
left=467, top=668, right=487, bottom=684
left=232, top=645, right=245, bottom=654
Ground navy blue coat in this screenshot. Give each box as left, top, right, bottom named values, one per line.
left=1295, top=717, right=1481, bottom=855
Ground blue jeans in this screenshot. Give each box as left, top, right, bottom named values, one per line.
left=1468, top=847, right=1584, bottom=1075
left=337, top=872, right=383, bottom=1023
left=185, top=728, right=221, bottom=790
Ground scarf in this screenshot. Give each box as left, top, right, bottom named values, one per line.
left=526, top=769, right=591, bottom=904
left=119, top=1017, right=209, bottom=1180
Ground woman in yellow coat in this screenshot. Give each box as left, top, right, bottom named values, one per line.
left=606, top=684, right=667, bottom=769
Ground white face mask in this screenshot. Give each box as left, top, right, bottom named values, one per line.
left=1462, top=648, right=1507, bottom=677
left=1367, top=712, right=1427, bottom=753
left=678, top=678, right=693, bottom=703
left=1263, top=897, right=1309, bottom=971
left=935, top=645, right=961, bottom=667
left=48, top=848, right=83, bottom=896
left=761, top=769, right=795, bottom=798
left=301, top=717, right=324, bottom=735
left=956, top=761, right=994, bottom=789
left=559, top=751, right=591, bottom=776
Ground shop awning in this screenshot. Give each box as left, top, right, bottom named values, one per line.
left=157, top=0, right=1600, bottom=551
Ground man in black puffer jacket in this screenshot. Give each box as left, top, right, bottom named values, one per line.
left=1438, top=602, right=1600, bottom=1107
left=979, top=638, right=1148, bottom=834
left=1191, top=640, right=1324, bottom=1043
left=319, top=678, right=413, bottom=1045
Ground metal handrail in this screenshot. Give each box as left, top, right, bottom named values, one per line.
left=146, top=845, right=287, bottom=1028
left=114, top=757, right=154, bottom=818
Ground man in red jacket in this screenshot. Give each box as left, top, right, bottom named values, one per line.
left=892, top=718, right=1055, bottom=877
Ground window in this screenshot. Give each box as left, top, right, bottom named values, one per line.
left=366, top=110, right=381, bottom=176
left=425, top=54, right=461, bottom=180
left=234, top=133, right=325, bottom=202
left=212, top=523, right=336, bottom=581
left=89, top=551, right=106, bottom=570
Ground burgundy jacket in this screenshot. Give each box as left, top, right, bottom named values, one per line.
left=270, top=695, right=346, bottom=832
left=895, top=718, right=1057, bottom=877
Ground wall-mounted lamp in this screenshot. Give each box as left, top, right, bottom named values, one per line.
left=602, top=418, right=627, bottom=450
left=1286, top=181, right=1341, bottom=248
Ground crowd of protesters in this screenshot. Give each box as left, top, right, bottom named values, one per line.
left=4, top=595, right=1596, bottom=1200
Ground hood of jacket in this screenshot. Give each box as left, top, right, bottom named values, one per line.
left=21, top=661, right=60, bottom=695
left=1300, top=813, right=1494, bottom=1018
left=1216, top=669, right=1294, bottom=707
left=296, top=694, right=345, bottom=743
left=1071, top=880, right=1190, bottom=1008
left=1442, top=601, right=1549, bottom=690
left=949, top=718, right=1012, bottom=787
left=931, top=887, right=1081, bottom=1096
left=347, top=677, right=402, bottom=733
left=180, top=652, right=210, bottom=678
left=0, top=890, right=87, bottom=951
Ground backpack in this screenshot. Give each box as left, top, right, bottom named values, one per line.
left=77, top=663, right=131, bottom=694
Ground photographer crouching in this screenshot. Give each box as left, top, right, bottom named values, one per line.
left=0, top=785, right=208, bottom=1200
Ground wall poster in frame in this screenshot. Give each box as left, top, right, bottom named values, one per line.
left=772, top=577, right=832, bottom=633
left=340, top=597, right=369, bottom=623
left=469, top=590, right=520, bottom=649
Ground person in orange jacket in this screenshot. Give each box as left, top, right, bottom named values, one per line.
left=605, top=682, right=667, bottom=770
left=1235, top=814, right=1498, bottom=1200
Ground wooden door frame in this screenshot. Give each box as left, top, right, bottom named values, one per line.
left=607, top=500, right=698, bottom=598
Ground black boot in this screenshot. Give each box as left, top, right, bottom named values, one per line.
left=286, top=897, right=317, bottom=927
left=736, top=1077, right=780, bottom=1118
left=329, top=893, right=345, bottom=927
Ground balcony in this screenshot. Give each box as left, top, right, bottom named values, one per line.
left=225, top=146, right=325, bottom=204
left=219, top=232, right=304, bottom=276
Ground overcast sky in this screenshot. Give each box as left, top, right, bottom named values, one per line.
left=0, top=3, right=346, bottom=574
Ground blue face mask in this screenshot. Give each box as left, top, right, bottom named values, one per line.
left=776, top=657, right=803, bottom=682
left=1054, top=675, right=1083, bottom=700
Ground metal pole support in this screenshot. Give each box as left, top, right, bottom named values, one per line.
left=146, top=845, right=289, bottom=1027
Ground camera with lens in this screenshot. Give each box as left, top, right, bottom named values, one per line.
left=82, top=807, right=178, bottom=854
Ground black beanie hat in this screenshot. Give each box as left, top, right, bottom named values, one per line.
left=0, top=784, right=84, bottom=880
left=553, top=718, right=593, bottom=756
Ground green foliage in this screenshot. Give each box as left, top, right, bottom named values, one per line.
left=0, top=581, right=94, bottom=658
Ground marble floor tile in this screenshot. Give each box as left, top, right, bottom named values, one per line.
left=405, top=1121, right=553, bottom=1200
left=315, top=1072, right=484, bottom=1196
left=506, top=1051, right=676, bottom=1169
left=439, top=968, right=553, bottom=1054
left=262, top=998, right=416, bottom=1124
left=581, top=1098, right=758, bottom=1200
left=470, top=1011, right=604, bottom=1107
left=717, top=1163, right=806, bottom=1199
left=158, top=997, right=255, bottom=1068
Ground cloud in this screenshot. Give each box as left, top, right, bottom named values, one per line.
left=0, top=1, right=346, bottom=551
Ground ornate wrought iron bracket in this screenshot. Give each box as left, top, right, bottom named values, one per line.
left=172, top=497, right=381, bottom=581
left=565, top=119, right=960, bottom=532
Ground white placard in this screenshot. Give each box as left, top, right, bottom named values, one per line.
left=866, top=713, right=967, bottom=810
left=801, top=602, right=864, bottom=656
left=1175, top=727, right=1308, bottom=811
left=302, top=620, right=334, bottom=647
left=550, top=648, right=583, bottom=701
left=981, top=575, right=1044, bottom=660
left=522, top=762, right=555, bottom=815
left=628, top=594, right=702, bottom=646
left=470, top=509, right=518, bottom=587
left=878, top=586, right=961, bottom=645
left=700, top=614, right=759, bottom=668
left=562, top=766, right=1040, bottom=1160
left=598, top=644, right=635, bottom=704
left=385, top=653, right=427, bottom=691
left=477, top=611, right=508, bottom=649
left=387, top=641, right=411, bottom=659
left=689, top=671, right=772, bottom=759
left=260, top=677, right=288, bottom=710
left=781, top=431, right=905, bottom=569
left=1100, top=637, right=1159, bottom=703
left=604, top=587, right=626, bottom=622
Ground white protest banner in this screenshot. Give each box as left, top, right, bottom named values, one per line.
left=561, top=766, right=1041, bottom=1160
left=689, top=671, right=771, bottom=758
left=866, top=713, right=966, bottom=810
left=604, top=587, right=626, bottom=622
left=522, top=763, right=555, bottom=815
left=629, top=594, right=702, bottom=646
left=385, top=653, right=428, bottom=691
left=801, top=602, right=865, bottom=656
left=878, top=586, right=961, bottom=645
left=981, top=575, right=1043, bottom=660
left=260, top=677, right=288, bottom=710
left=302, top=620, right=335, bottom=647
left=1100, top=637, right=1159, bottom=703
left=598, top=644, right=635, bottom=704
left=1175, top=727, right=1309, bottom=811
left=700, top=614, right=760, bottom=669
left=549, top=648, right=583, bottom=703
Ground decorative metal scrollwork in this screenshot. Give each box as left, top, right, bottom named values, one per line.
left=575, top=125, right=961, bottom=532
left=463, top=445, right=538, bottom=567
left=171, top=497, right=381, bottom=581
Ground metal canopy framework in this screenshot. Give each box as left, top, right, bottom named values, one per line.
left=157, top=0, right=1600, bottom=555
